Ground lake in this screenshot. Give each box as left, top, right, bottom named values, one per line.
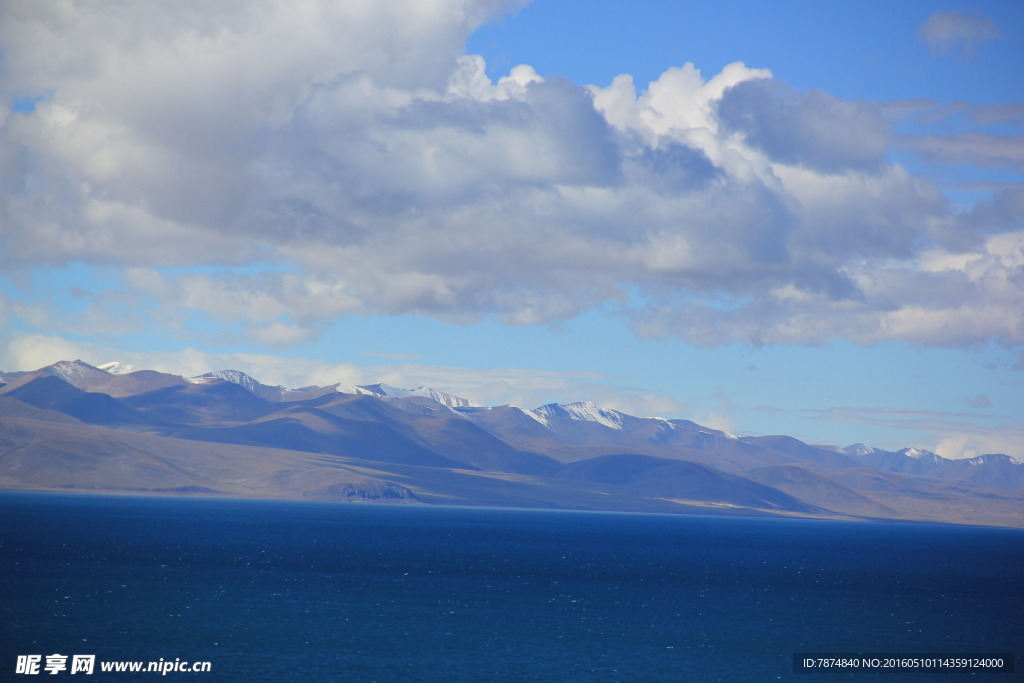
left=1, top=492, right=1021, bottom=681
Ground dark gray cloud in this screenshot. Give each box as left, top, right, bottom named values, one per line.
left=969, top=394, right=992, bottom=408
left=970, top=103, right=1024, bottom=127
left=898, top=133, right=1024, bottom=172
left=623, top=140, right=720, bottom=195
left=283, top=74, right=622, bottom=207
left=918, top=10, right=1001, bottom=58
left=959, top=188, right=1024, bottom=231
left=716, top=79, right=889, bottom=173
left=878, top=99, right=1024, bottom=129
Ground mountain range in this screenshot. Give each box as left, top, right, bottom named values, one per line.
left=1, top=360, right=1021, bottom=527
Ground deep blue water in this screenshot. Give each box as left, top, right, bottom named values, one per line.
left=1, top=493, right=1021, bottom=682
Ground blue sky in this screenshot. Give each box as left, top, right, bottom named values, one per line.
left=470, top=0, right=1024, bottom=101
left=1, top=0, right=1022, bottom=457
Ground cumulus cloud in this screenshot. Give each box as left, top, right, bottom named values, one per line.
left=634, top=229, right=1024, bottom=349
left=934, top=427, right=1023, bottom=460
left=0, top=0, right=525, bottom=266
left=0, top=0, right=1021, bottom=357
left=918, top=10, right=1001, bottom=58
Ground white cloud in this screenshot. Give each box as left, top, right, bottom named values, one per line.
left=2, top=334, right=88, bottom=373
left=0, top=0, right=1020, bottom=359
left=934, top=428, right=1024, bottom=460
left=634, top=229, right=1024, bottom=350
left=693, top=410, right=738, bottom=435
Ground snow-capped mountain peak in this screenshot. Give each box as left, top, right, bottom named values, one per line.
left=901, top=447, right=934, bottom=459
left=336, top=383, right=482, bottom=407
left=407, top=387, right=481, bottom=408
left=188, top=369, right=263, bottom=391
left=357, top=383, right=411, bottom=398
left=966, top=453, right=1018, bottom=466
left=532, top=401, right=626, bottom=430
left=517, top=405, right=549, bottom=425
left=98, top=361, right=135, bottom=375
left=335, top=383, right=385, bottom=397
left=898, top=447, right=946, bottom=464
left=843, top=443, right=876, bottom=456
left=46, top=360, right=101, bottom=383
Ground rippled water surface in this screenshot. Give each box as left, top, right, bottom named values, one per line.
left=1, top=493, right=1021, bottom=681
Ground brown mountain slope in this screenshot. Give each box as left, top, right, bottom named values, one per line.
left=0, top=360, right=186, bottom=398
left=121, top=380, right=282, bottom=425
left=2, top=376, right=152, bottom=427
left=1, top=361, right=1021, bottom=526
left=457, top=405, right=844, bottom=473
left=556, top=454, right=823, bottom=513
left=0, top=416, right=417, bottom=502
left=742, top=465, right=898, bottom=518
left=0, top=414, right=817, bottom=516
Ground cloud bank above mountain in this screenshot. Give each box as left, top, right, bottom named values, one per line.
left=1, top=0, right=1021, bottom=353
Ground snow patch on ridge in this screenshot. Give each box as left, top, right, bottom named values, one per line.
left=898, top=447, right=946, bottom=465
left=966, top=453, right=1018, bottom=466
left=411, top=387, right=481, bottom=408
left=332, top=383, right=481, bottom=407
left=47, top=360, right=99, bottom=383
left=195, top=370, right=260, bottom=392
left=98, top=361, right=135, bottom=375
left=336, top=383, right=384, bottom=397
left=517, top=405, right=549, bottom=426
left=352, top=383, right=482, bottom=407
left=532, top=401, right=626, bottom=430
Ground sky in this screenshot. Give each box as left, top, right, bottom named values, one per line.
left=1, top=0, right=1022, bottom=458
